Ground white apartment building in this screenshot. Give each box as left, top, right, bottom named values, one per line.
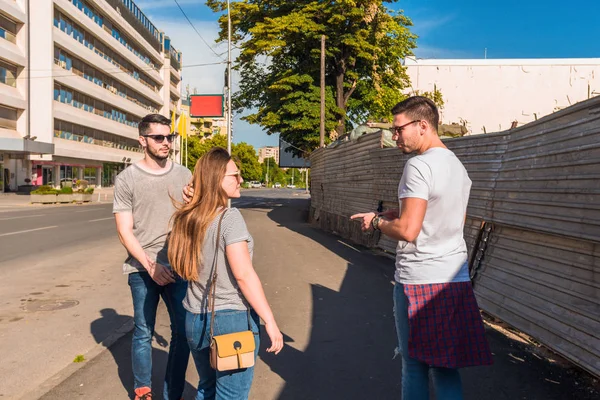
left=0, top=0, right=183, bottom=192
left=258, top=146, right=279, bottom=164
left=405, top=57, right=600, bottom=135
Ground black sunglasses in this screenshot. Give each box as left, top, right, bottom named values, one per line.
left=141, top=134, right=178, bottom=143
left=391, top=120, right=422, bottom=135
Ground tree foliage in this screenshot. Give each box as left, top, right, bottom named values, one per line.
left=185, top=135, right=261, bottom=182
left=207, top=0, right=416, bottom=157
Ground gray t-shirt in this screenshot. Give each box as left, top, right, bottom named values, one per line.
left=183, top=208, right=254, bottom=313
left=113, top=162, right=192, bottom=274
left=395, top=147, right=472, bottom=284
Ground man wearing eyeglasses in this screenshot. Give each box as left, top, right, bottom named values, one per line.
left=352, top=97, right=492, bottom=399
left=113, top=113, right=192, bottom=400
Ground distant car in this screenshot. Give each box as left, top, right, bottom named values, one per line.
left=249, top=181, right=261, bottom=188
left=286, top=184, right=296, bottom=189
left=273, top=183, right=281, bottom=188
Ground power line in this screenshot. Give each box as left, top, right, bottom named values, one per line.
left=172, top=0, right=225, bottom=61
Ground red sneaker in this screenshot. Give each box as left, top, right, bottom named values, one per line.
left=134, top=387, right=154, bottom=400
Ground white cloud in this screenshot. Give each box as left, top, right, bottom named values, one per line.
left=411, top=14, right=457, bottom=35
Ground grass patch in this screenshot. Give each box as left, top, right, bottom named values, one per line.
left=73, top=354, right=85, bottom=363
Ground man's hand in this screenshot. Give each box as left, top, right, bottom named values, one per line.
left=145, top=255, right=175, bottom=286
left=182, top=183, right=194, bottom=204
left=350, top=212, right=377, bottom=232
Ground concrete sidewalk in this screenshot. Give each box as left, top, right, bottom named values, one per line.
left=34, top=198, right=599, bottom=400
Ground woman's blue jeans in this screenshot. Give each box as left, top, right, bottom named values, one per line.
left=393, top=283, right=463, bottom=400
left=128, top=271, right=189, bottom=400
left=186, top=309, right=260, bottom=400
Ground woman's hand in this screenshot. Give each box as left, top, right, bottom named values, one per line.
left=264, top=321, right=284, bottom=355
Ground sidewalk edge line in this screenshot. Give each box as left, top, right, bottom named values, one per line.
left=18, top=319, right=134, bottom=400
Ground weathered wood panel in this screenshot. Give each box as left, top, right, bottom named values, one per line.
left=309, top=96, right=600, bottom=377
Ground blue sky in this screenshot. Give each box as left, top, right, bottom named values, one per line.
left=136, top=0, right=599, bottom=148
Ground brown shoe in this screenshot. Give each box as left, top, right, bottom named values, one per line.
left=134, top=387, right=154, bottom=400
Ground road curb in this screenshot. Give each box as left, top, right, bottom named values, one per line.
left=17, top=319, right=134, bottom=400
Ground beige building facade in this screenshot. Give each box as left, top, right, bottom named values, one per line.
left=405, top=57, right=600, bottom=135
left=0, top=0, right=183, bottom=192
left=258, top=146, right=279, bottom=164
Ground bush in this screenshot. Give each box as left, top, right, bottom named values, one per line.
left=84, top=187, right=94, bottom=194
left=76, top=179, right=89, bottom=189
left=60, top=186, right=73, bottom=194
left=31, top=185, right=59, bottom=195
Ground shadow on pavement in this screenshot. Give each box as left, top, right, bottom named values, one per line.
left=90, top=308, right=195, bottom=399
left=244, top=197, right=598, bottom=400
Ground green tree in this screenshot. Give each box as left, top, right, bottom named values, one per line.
left=261, top=157, right=286, bottom=186
left=207, top=0, right=416, bottom=157
left=232, top=142, right=261, bottom=181
left=186, top=136, right=262, bottom=181
left=186, top=134, right=227, bottom=170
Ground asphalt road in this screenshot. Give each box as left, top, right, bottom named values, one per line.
left=0, top=189, right=308, bottom=264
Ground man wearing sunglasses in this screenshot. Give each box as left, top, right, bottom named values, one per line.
left=113, top=113, right=192, bottom=400
left=352, top=97, right=491, bottom=399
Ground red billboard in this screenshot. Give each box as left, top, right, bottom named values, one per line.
left=190, top=94, right=224, bottom=118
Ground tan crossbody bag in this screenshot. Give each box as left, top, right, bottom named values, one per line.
left=208, top=211, right=256, bottom=371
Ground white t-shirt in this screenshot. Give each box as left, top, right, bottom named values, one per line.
left=395, top=147, right=472, bottom=284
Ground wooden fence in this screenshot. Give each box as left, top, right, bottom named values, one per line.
left=309, top=96, right=600, bottom=377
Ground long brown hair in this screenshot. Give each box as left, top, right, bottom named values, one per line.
left=168, top=147, right=231, bottom=281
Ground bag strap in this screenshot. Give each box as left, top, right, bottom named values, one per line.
left=208, top=210, right=253, bottom=340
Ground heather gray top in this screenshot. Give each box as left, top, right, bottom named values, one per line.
left=183, top=208, right=254, bottom=313
left=113, top=162, right=192, bottom=274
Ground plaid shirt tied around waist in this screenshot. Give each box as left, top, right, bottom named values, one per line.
left=404, top=281, right=493, bottom=368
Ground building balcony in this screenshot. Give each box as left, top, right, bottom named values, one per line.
left=170, top=83, right=181, bottom=99
left=170, top=64, right=181, bottom=81
left=0, top=34, right=25, bottom=67
left=53, top=136, right=144, bottom=164
left=53, top=65, right=153, bottom=119
left=53, top=27, right=163, bottom=105
left=0, top=0, right=26, bottom=24
left=53, top=100, right=138, bottom=141
left=0, top=80, right=26, bottom=110
left=99, top=0, right=163, bottom=58
left=54, top=0, right=163, bottom=85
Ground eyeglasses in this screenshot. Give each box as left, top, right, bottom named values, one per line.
left=141, top=134, right=178, bottom=143
left=225, top=171, right=242, bottom=181
left=391, top=120, right=422, bottom=136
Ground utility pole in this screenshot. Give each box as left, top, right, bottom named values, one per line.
left=305, top=168, right=309, bottom=193
left=266, top=157, right=270, bottom=186
left=319, top=34, right=325, bottom=148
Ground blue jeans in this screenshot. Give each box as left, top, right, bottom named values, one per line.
left=393, top=283, right=463, bottom=400
left=186, top=309, right=260, bottom=400
left=128, top=272, right=189, bottom=400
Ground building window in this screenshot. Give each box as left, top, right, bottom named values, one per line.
left=54, top=83, right=139, bottom=128
left=53, top=47, right=160, bottom=113
left=67, top=0, right=159, bottom=71
left=54, top=10, right=159, bottom=93
left=0, top=60, right=17, bottom=88
left=54, top=119, right=142, bottom=153
left=0, top=13, right=17, bottom=44
left=0, top=104, right=17, bottom=129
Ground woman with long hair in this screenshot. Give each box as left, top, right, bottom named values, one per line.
left=169, top=147, right=283, bottom=399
